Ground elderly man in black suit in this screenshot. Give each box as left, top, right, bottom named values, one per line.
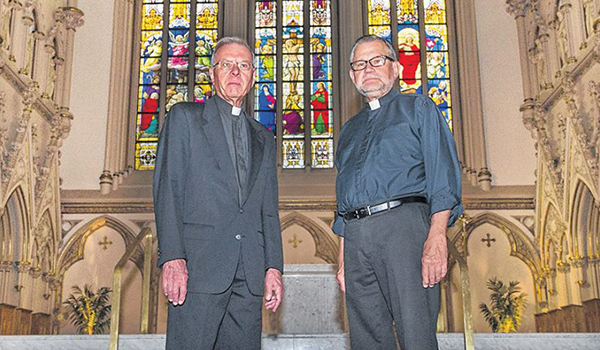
left=153, top=36, right=284, bottom=350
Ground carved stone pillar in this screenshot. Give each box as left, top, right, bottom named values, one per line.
left=55, top=6, right=84, bottom=109
left=556, top=3, right=577, bottom=68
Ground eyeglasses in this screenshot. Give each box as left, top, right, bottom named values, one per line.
left=214, top=60, right=254, bottom=72
left=350, top=55, right=394, bottom=71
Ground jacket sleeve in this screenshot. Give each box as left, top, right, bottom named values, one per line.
left=153, top=103, right=190, bottom=266
left=417, top=96, right=464, bottom=227
left=261, top=135, right=284, bottom=273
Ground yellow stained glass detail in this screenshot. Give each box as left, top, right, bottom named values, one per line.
left=367, top=0, right=391, bottom=25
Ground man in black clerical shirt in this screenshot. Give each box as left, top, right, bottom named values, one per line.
left=334, top=35, right=463, bottom=350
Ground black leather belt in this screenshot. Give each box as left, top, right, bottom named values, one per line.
left=340, top=196, right=427, bottom=221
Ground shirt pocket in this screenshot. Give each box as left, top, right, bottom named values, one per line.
left=373, top=123, right=421, bottom=167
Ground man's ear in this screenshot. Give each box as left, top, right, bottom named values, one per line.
left=392, top=61, right=400, bottom=80
left=348, top=69, right=356, bottom=86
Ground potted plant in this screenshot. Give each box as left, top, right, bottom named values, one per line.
left=479, top=277, right=527, bottom=333
left=63, top=284, right=112, bottom=335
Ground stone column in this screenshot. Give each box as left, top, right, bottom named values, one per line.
left=55, top=6, right=84, bottom=109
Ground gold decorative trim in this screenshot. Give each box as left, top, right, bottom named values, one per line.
left=61, top=197, right=535, bottom=214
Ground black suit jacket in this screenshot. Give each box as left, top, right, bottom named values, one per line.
left=153, top=97, right=283, bottom=295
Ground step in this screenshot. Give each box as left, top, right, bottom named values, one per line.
left=0, top=333, right=599, bottom=350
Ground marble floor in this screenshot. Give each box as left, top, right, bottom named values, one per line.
left=0, top=333, right=599, bottom=350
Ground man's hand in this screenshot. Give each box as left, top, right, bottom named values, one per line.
left=421, top=210, right=450, bottom=288
left=335, top=237, right=345, bottom=293
left=264, top=268, right=283, bottom=312
left=162, top=258, right=188, bottom=306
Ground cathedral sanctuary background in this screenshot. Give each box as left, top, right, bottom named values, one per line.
left=0, top=0, right=598, bottom=336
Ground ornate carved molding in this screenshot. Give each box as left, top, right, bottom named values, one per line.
left=57, top=7, right=84, bottom=31
left=505, top=0, right=531, bottom=18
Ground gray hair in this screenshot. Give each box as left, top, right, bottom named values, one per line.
left=349, top=35, right=398, bottom=63
left=211, top=36, right=255, bottom=65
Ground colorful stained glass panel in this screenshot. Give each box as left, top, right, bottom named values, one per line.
left=256, top=1, right=276, bottom=27
left=256, top=55, right=276, bottom=82
left=397, top=0, right=418, bottom=24
left=425, top=0, right=446, bottom=24
left=425, top=25, right=448, bottom=51
left=255, top=83, right=277, bottom=133
left=368, top=26, right=392, bottom=42
left=311, top=139, right=333, bottom=168
left=135, top=142, right=157, bottom=170
left=283, top=140, right=305, bottom=168
left=169, top=3, right=191, bottom=28
left=167, top=57, right=189, bottom=83
left=426, top=52, right=449, bottom=79
left=139, top=57, right=161, bottom=84
left=142, top=4, right=164, bottom=31
left=196, top=3, right=218, bottom=28
left=283, top=1, right=304, bottom=27
left=428, top=79, right=451, bottom=108
left=282, top=109, right=304, bottom=137
left=310, top=1, right=331, bottom=26
left=166, top=84, right=188, bottom=111
left=194, top=84, right=212, bottom=103
left=368, top=0, right=391, bottom=25
left=310, top=53, right=331, bottom=81
left=140, top=32, right=163, bottom=57
left=283, top=55, right=304, bottom=81
left=310, top=27, right=331, bottom=51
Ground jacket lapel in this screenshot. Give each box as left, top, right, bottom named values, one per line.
left=242, top=117, right=264, bottom=207
left=199, top=98, right=238, bottom=200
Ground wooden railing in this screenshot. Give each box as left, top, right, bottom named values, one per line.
left=109, top=227, right=153, bottom=350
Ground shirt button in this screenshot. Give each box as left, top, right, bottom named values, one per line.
left=235, top=234, right=242, bottom=240
left=239, top=209, right=243, bottom=214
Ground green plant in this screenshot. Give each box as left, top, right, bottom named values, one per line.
left=63, top=284, right=112, bottom=335
left=479, top=278, right=527, bottom=333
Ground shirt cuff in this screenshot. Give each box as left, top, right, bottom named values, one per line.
left=430, top=192, right=464, bottom=227
left=332, top=212, right=345, bottom=237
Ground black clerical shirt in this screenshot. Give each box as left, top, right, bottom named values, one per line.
left=333, top=88, right=463, bottom=236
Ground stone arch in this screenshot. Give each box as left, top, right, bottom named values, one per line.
left=540, top=202, right=567, bottom=269
left=56, top=216, right=144, bottom=281
left=30, top=210, right=54, bottom=273
left=570, top=180, right=598, bottom=259
left=2, top=186, right=30, bottom=263
left=454, top=212, right=543, bottom=288
left=280, top=212, right=338, bottom=264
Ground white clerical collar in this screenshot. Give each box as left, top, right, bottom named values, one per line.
left=231, top=106, right=242, bottom=116
left=368, top=99, right=381, bottom=110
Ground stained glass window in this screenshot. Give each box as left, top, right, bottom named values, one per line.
left=367, top=0, right=453, bottom=131
left=254, top=0, right=334, bottom=169
left=135, top=0, right=219, bottom=170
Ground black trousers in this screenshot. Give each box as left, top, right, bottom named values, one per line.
left=165, top=256, right=263, bottom=350
left=344, top=202, right=440, bottom=350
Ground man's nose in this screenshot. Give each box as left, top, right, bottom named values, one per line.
left=364, top=63, right=376, bottom=73
left=230, top=64, right=241, bottom=75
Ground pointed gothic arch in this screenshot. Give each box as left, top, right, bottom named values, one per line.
left=280, top=212, right=338, bottom=264
left=56, top=216, right=145, bottom=281
left=2, top=186, right=30, bottom=263
left=454, top=212, right=543, bottom=286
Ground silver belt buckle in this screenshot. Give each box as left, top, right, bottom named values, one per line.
left=366, top=205, right=372, bottom=215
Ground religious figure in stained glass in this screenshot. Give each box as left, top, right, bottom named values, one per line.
left=254, top=0, right=334, bottom=169
left=369, top=1, right=390, bottom=25
left=197, top=6, right=217, bottom=28
left=258, top=84, right=276, bottom=132
left=140, top=91, right=159, bottom=137
left=259, top=44, right=275, bottom=81
left=143, top=8, right=162, bottom=30
left=257, top=1, right=275, bottom=27
left=398, top=33, right=420, bottom=85
left=367, top=0, right=454, bottom=130
left=311, top=82, right=329, bottom=134
left=283, top=91, right=303, bottom=135
left=284, top=34, right=302, bottom=92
